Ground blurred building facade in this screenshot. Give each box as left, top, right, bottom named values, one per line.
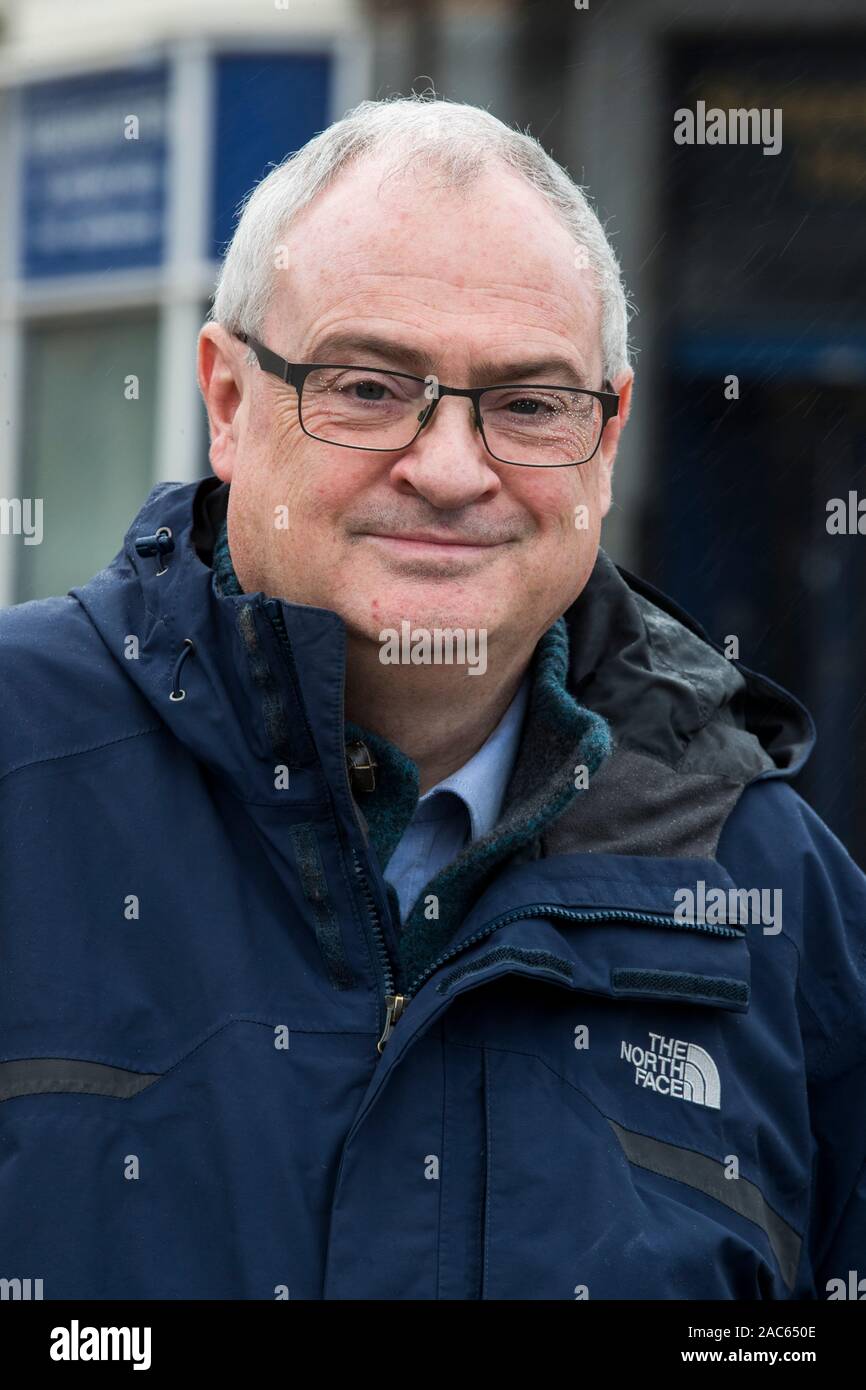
left=0, top=0, right=369, bottom=603
left=1, top=0, right=866, bottom=859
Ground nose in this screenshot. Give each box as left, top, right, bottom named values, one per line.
left=389, top=394, right=501, bottom=508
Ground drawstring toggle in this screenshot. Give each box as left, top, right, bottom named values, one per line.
left=134, top=527, right=175, bottom=576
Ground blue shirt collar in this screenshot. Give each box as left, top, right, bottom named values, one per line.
left=414, top=675, right=531, bottom=840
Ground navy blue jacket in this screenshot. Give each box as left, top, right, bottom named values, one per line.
left=1, top=476, right=864, bottom=1300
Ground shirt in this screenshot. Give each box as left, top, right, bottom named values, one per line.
left=384, top=675, right=530, bottom=922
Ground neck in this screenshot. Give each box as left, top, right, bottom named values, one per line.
left=345, top=634, right=529, bottom=794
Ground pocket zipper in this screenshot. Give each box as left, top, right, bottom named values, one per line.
left=377, top=905, right=743, bottom=1052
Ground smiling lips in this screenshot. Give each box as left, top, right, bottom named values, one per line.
left=364, top=530, right=510, bottom=554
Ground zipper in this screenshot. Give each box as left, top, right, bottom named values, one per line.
left=376, top=904, right=744, bottom=1051
left=262, top=597, right=401, bottom=1051
left=352, top=847, right=405, bottom=1052
left=262, top=595, right=374, bottom=846
left=262, top=598, right=318, bottom=759
left=377, top=993, right=407, bottom=1054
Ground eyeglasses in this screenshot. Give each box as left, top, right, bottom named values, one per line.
left=236, top=332, right=619, bottom=468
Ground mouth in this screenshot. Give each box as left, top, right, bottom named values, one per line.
left=361, top=532, right=511, bottom=559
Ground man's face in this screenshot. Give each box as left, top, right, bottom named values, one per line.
left=199, top=157, right=633, bottom=660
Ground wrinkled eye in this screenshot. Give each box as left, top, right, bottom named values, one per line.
left=350, top=379, right=388, bottom=401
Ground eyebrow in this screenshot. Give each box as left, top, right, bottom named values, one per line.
left=305, top=332, right=595, bottom=389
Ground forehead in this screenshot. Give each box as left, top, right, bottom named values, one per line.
left=265, top=155, right=603, bottom=376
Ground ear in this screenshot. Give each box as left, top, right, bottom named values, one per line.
left=596, top=366, right=634, bottom=516
left=197, top=324, right=250, bottom=482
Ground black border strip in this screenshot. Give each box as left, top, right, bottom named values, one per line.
left=608, top=1117, right=802, bottom=1291
left=0, top=1058, right=161, bottom=1102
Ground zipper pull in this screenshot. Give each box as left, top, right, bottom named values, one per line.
left=346, top=740, right=378, bottom=793
left=377, top=994, right=406, bottom=1054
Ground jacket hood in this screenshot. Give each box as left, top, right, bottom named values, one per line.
left=565, top=552, right=813, bottom=781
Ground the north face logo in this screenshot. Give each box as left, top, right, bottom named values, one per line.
left=620, top=1032, right=721, bottom=1109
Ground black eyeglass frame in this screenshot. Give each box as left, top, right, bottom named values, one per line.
left=235, top=331, right=620, bottom=468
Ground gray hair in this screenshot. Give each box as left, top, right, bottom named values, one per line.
left=210, top=94, right=634, bottom=383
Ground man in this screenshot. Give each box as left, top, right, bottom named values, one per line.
left=1, top=96, right=864, bottom=1301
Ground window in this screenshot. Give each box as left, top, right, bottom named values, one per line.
left=17, top=313, right=158, bottom=602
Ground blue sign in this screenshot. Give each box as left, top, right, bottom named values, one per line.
left=211, top=53, right=331, bottom=261
left=20, top=65, right=169, bottom=278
